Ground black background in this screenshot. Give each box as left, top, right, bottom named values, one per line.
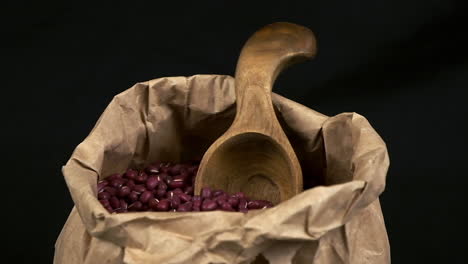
left=3, top=1, right=467, bottom=263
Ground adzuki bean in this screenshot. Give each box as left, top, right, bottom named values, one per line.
left=118, top=186, right=131, bottom=197
left=103, top=186, right=117, bottom=196
left=155, top=199, right=170, bottom=211
left=135, top=171, right=148, bottom=183
left=201, top=199, right=218, bottom=211
left=133, top=185, right=146, bottom=194
left=128, top=201, right=143, bottom=211
left=125, top=169, right=138, bottom=180
left=155, top=189, right=166, bottom=199
left=128, top=191, right=139, bottom=202
left=139, top=191, right=154, bottom=203
left=109, top=196, right=120, bottom=209
left=146, top=176, right=159, bottom=190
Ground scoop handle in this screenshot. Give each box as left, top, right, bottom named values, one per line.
left=234, top=22, right=317, bottom=121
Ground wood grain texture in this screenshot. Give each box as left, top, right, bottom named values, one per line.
left=194, top=22, right=317, bottom=204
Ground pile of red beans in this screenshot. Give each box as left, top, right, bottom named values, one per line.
left=97, top=161, right=273, bottom=213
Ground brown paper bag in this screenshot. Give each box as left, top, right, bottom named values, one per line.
left=55, top=74, right=390, bottom=264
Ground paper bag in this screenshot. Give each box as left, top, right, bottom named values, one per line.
left=55, top=74, right=390, bottom=264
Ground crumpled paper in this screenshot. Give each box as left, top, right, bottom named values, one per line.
left=55, top=74, right=390, bottom=264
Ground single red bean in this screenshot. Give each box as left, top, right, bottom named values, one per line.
left=227, top=197, right=239, bottom=207
left=109, top=196, right=120, bottom=209
left=148, top=198, right=160, bottom=210
left=98, top=192, right=111, bottom=200
left=192, top=195, right=201, bottom=202
left=155, top=188, right=166, bottom=199
left=155, top=199, right=170, bottom=211
left=140, top=191, right=154, bottom=203
left=177, top=202, right=193, bottom=212
left=99, top=199, right=110, bottom=208
left=97, top=180, right=109, bottom=192
left=120, top=199, right=128, bottom=210
left=201, top=199, right=218, bottom=211
left=135, top=171, right=148, bottom=183
left=133, top=185, right=146, bottom=194
left=125, top=169, right=138, bottom=180
left=220, top=202, right=234, bottom=211
left=103, top=186, right=117, bottom=196
left=128, top=201, right=143, bottom=211
left=216, top=196, right=228, bottom=206
left=118, top=186, right=131, bottom=197
left=201, top=187, right=212, bottom=199
left=168, top=178, right=185, bottom=189
left=217, top=193, right=229, bottom=201
left=178, top=193, right=192, bottom=203
left=145, top=165, right=160, bottom=175
left=146, top=176, right=159, bottom=190
left=128, top=191, right=139, bottom=202
left=110, top=178, right=124, bottom=188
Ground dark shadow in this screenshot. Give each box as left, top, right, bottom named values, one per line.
left=305, top=7, right=468, bottom=101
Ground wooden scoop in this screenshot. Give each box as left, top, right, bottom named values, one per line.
left=194, top=22, right=316, bottom=204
